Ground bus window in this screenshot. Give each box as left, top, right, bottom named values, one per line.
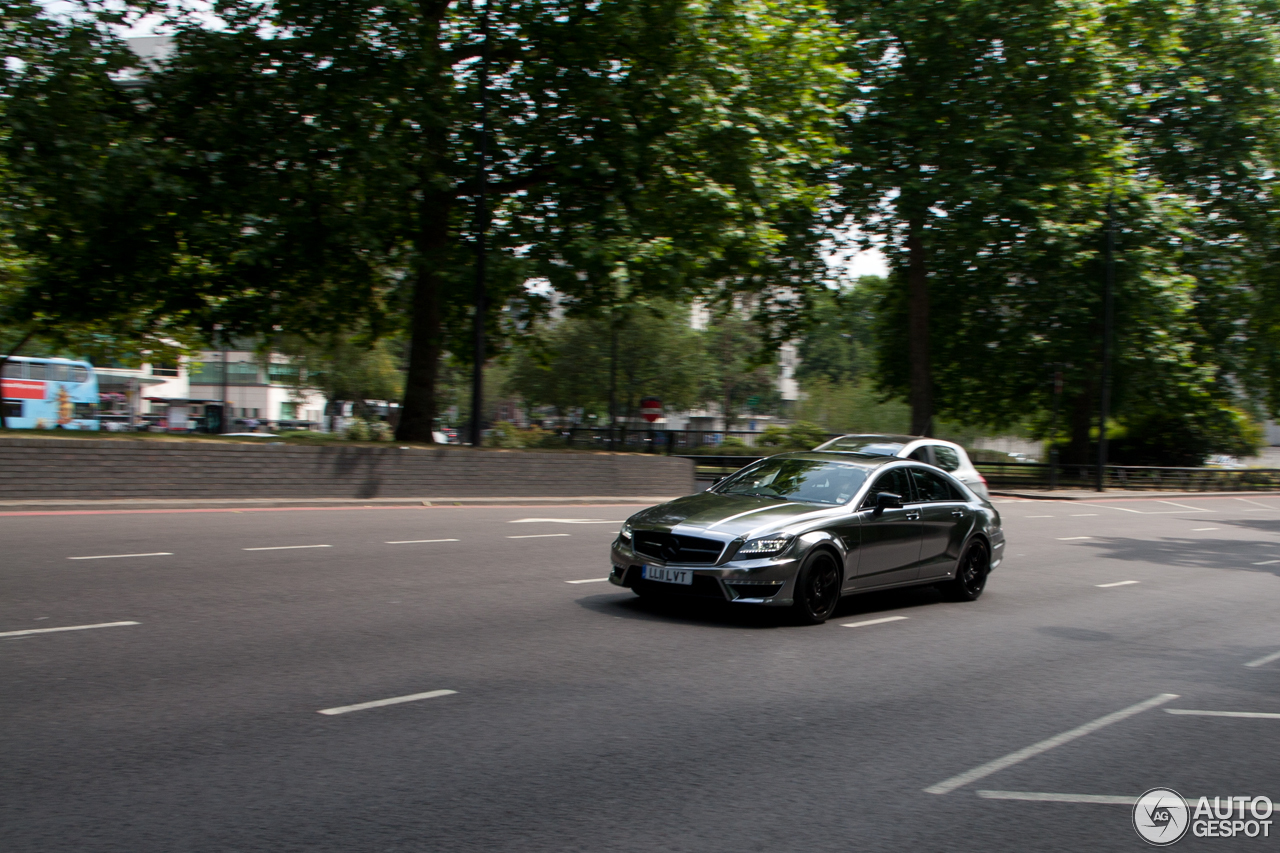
left=3, top=401, right=20, bottom=419
left=48, top=364, right=71, bottom=381
left=2, top=361, right=23, bottom=378
left=27, top=362, right=45, bottom=380
left=72, top=366, right=89, bottom=383
left=73, top=402, right=96, bottom=418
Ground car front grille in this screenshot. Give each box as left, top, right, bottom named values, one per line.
left=632, top=531, right=725, bottom=565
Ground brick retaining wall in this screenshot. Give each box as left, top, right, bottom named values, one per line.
left=0, top=438, right=695, bottom=500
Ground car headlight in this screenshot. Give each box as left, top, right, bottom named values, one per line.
left=736, top=534, right=794, bottom=558
left=619, top=522, right=633, bottom=543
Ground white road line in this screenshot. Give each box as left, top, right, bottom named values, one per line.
left=1245, top=649, right=1280, bottom=668
left=1094, top=504, right=1148, bottom=514
left=841, top=615, right=909, bottom=628
left=243, top=544, right=332, bottom=551
left=1158, top=501, right=1214, bottom=512
left=506, top=533, right=571, bottom=539
left=1057, top=536, right=1091, bottom=541
left=0, top=621, right=139, bottom=639
left=385, top=539, right=459, bottom=544
left=1071, top=513, right=1098, bottom=517
left=1252, top=559, right=1280, bottom=566
left=1192, top=527, right=1220, bottom=531
left=318, top=689, right=457, bottom=716
left=923, top=693, right=1178, bottom=795
left=510, top=518, right=624, bottom=524
left=1026, top=515, right=1054, bottom=518
left=68, top=552, right=172, bottom=560
left=978, top=790, right=1138, bottom=805
left=1097, top=580, right=1139, bottom=588
left=1165, top=709, right=1280, bottom=719
left=565, top=578, right=610, bottom=584
left=1236, top=497, right=1276, bottom=509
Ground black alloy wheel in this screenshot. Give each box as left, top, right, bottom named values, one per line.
left=943, top=539, right=989, bottom=602
left=793, top=550, right=841, bottom=624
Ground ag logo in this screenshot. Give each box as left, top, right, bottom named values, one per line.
left=1134, top=788, right=1190, bottom=845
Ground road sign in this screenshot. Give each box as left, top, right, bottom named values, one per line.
left=640, top=397, right=663, bottom=423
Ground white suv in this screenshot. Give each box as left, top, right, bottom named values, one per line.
left=813, top=433, right=990, bottom=499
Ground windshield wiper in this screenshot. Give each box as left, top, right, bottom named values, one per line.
left=735, top=491, right=786, bottom=500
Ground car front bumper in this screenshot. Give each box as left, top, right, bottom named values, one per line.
left=608, top=539, right=801, bottom=606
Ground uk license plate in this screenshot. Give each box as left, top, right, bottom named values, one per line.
left=643, top=565, right=693, bottom=585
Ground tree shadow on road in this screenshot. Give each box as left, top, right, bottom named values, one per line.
left=1074, top=528, right=1280, bottom=578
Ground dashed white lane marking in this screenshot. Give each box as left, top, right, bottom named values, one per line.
left=1252, top=559, right=1280, bottom=566
left=0, top=621, right=139, bottom=639
left=1026, top=515, right=1054, bottom=518
left=1057, top=536, right=1091, bottom=541
left=1165, top=709, right=1280, bottom=719
left=318, top=689, right=457, bottom=716
left=1236, top=497, right=1276, bottom=509
left=507, top=533, right=571, bottom=539
left=841, top=615, right=909, bottom=628
left=923, top=693, right=1178, bottom=795
left=385, top=539, right=459, bottom=544
left=1071, top=513, right=1098, bottom=517
left=1193, top=527, right=1220, bottom=531
left=565, top=578, right=610, bottom=584
left=510, top=518, right=624, bottom=524
left=1097, top=580, right=1139, bottom=588
left=68, top=552, right=172, bottom=560
left=1245, top=649, right=1280, bottom=668
left=978, top=790, right=1137, bottom=805
left=243, top=545, right=332, bottom=551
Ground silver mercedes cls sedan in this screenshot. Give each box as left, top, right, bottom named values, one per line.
left=609, top=451, right=1005, bottom=624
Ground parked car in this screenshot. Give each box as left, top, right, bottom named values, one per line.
left=609, top=452, right=1004, bottom=624
left=812, top=434, right=989, bottom=499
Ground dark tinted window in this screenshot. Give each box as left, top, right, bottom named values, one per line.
left=862, top=467, right=914, bottom=508
left=717, top=458, right=868, bottom=506
left=907, top=446, right=931, bottom=462
left=933, top=445, right=961, bottom=472
left=910, top=467, right=962, bottom=502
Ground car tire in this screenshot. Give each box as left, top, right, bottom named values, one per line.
left=791, top=549, right=842, bottom=624
left=942, top=538, right=989, bottom=602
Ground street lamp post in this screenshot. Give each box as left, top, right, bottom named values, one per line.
left=469, top=2, right=491, bottom=448
left=1096, top=201, right=1116, bottom=492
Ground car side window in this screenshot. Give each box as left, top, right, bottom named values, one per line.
left=910, top=467, right=960, bottom=502
left=933, top=445, right=961, bottom=472
left=907, top=446, right=931, bottom=463
left=861, top=467, right=914, bottom=509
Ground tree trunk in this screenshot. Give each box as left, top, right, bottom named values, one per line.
left=1063, top=381, right=1096, bottom=465
left=906, top=216, right=932, bottom=436
left=396, top=193, right=450, bottom=442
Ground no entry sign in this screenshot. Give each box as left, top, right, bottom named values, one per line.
left=640, top=397, right=663, bottom=423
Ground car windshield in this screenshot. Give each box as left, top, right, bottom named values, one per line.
left=822, top=437, right=905, bottom=456
left=716, top=459, right=868, bottom=506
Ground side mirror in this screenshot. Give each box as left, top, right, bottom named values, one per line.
left=873, top=491, right=903, bottom=516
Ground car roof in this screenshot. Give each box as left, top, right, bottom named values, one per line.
left=772, top=451, right=904, bottom=469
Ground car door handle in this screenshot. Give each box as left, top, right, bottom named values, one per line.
left=905, top=511, right=921, bottom=520
left=951, top=510, right=965, bottom=518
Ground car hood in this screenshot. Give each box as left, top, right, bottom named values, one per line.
left=629, top=491, right=842, bottom=539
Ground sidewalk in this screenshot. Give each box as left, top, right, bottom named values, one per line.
left=0, top=496, right=678, bottom=512
left=991, top=488, right=1280, bottom=501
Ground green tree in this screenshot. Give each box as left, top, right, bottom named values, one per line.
left=509, top=301, right=705, bottom=421
left=700, top=310, right=777, bottom=430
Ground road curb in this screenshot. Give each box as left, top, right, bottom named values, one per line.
left=992, top=489, right=1280, bottom=501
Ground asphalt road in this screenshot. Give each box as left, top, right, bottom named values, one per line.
left=3, top=495, right=1279, bottom=852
